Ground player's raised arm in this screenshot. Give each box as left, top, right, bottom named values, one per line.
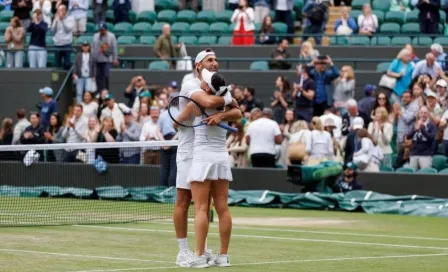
left=190, top=90, right=232, bottom=109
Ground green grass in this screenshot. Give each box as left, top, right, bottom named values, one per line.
left=1, top=203, right=448, bottom=271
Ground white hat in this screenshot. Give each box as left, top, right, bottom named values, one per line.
left=324, top=117, right=336, bottom=127
left=426, top=90, right=437, bottom=99
left=352, top=117, right=364, bottom=130
left=195, top=49, right=215, bottom=64
left=201, top=69, right=231, bottom=95
left=436, top=79, right=447, bottom=88
left=23, top=150, right=40, bottom=167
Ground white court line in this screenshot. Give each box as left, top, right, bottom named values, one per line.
left=73, top=253, right=448, bottom=272
left=147, top=221, right=448, bottom=241
left=0, top=249, right=172, bottom=264
left=74, top=225, right=448, bottom=251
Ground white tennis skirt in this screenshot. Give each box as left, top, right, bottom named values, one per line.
left=187, top=151, right=233, bottom=183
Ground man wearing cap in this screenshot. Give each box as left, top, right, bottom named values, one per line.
left=167, top=81, right=178, bottom=95
left=28, top=8, right=48, bottom=68
left=124, top=75, right=148, bottom=111
left=343, top=116, right=364, bottom=165
left=100, top=94, right=124, bottom=133
left=154, top=24, right=180, bottom=68
left=435, top=79, right=447, bottom=108
left=119, top=110, right=142, bottom=164
left=92, top=22, right=118, bottom=92
left=68, top=0, right=88, bottom=37
left=358, top=84, right=376, bottom=117
left=39, top=87, right=59, bottom=130
left=51, top=5, right=74, bottom=70
left=73, top=41, right=96, bottom=104
left=332, top=162, right=362, bottom=193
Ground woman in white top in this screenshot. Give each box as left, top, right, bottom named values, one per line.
left=333, top=65, right=355, bottom=110
left=288, top=120, right=311, bottom=165
left=231, top=0, right=255, bottom=45
left=353, top=128, right=381, bottom=172
left=299, top=41, right=319, bottom=64
left=357, top=3, right=378, bottom=35
left=226, top=122, right=249, bottom=168
left=306, top=117, right=334, bottom=166
left=32, top=0, right=52, bottom=26
left=368, top=107, right=393, bottom=168
left=81, top=91, right=98, bottom=119
left=136, top=102, right=151, bottom=125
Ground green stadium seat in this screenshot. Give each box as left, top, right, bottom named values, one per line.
left=46, top=53, right=55, bottom=67
left=209, top=22, right=229, bottom=34
left=373, top=10, right=385, bottom=24
left=417, top=168, right=438, bottom=174
left=395, top=167, right=414, bottom=173
left=77, top=35, right=94, bottom=45
left=376, top=62, right=391, bottom=73
left=441, top=10, right=447, bottom=23
left=372, top=0, right=390, bottom=12
left=190, top=22, right=209, bottom=34
left=0, top=22, right=8, bottom=32
left=176, top=10, right=196, bottom=24
left=171, top=22, right=190, bottom=35
left=157, top=10, right=177, bottom=24
left=86, top=22, right=95, bottom=33
left=113, top=22, right=133, bottom=35
left=218, top=36, right=232, bottom=45
left=139, top=35, right=157, bottom=45
left=380, top=165, right=394, bottom=172
left=0, top=5, right=3, bottom=12
left=379, top=23, right=400, bottom=34
left=129, top=10, right=137, bottom=24
left=434, top=37, right=448, bottom=46
left=0, top=10, right=13, bottom=22
left=273, top=22, right=288, bottom=33
left=198, top=35, right=217, bottom=45
left=171, top=36, right=178, bottom=44
left=106, top=10, right=114, bottom=22
left=254, top=22, right=262, bottom=34
left=178, top=35, right=197, bottom=45
left=350, top=36, right=370, bottom=45
left=385, top=11, right=405, bottom=24
left=216, top=10, right=233, bottom=23
left=250, top=61, right=269, bottom=71
left=293, top=0, right=304, bottom=12
left=197, top=10, right=216, bottom=23
left=107, top=0, right=113, bottom=9
left=227, top=23, right=236, bottom=33
left=351, top=0, right=370, bottom=10
left=391, top=37, right=411, bottom=46
left=137, top=10, right=157, bottom=24
left=87, top=10, right=94, bottom=22
left=155, top=0, right=173, bottom=11
left=133, top=22, right=152, bottom=34
left=370, top=36, right=391, bottom=46
left=117, top=35, right=137, bottom=45
left=151, top=22, right=168, bottom=35
left=330, top=36, right=348, bottom=45
left=350, top=9, right=362, bottom=20
left=0, top=35, right=5, bottom=44
left=401, top=23, right=420, bottom=34
left=432, top=155, right=447, bottom=171
left=406, top=10, right=419, bottom=23
left=438, top=168, right=448, bottom=174
left=45, top=35, right=54, bottom=46
left=149, top=60, right=170, bottom=71
left=439, top=23, right=444, bottom=33
left=391, top=154, right=397, bottom=166
left=413, top=36, right=433, bottom=46
left=25, top=35, right=31, bottom=44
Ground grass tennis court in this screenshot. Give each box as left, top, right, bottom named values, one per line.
left=1, top=206, right=448, bottom=272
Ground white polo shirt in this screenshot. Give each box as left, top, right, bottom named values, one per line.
left=246, top=117, right=281, bottom=155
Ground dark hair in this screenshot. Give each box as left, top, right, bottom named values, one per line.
left=49, top=113, right=61, bottom=132
left=260, top=16, right=274, bottom=34
left=30, top=112, right=40, bottom=119
left=246, top=87, right=256, bottom=96
left=10, top=16, right=21, bottom=27
left=402, top=90, right=412, bottom=98
left=278, top=38, right=288, bottom=45
left=372, top=91, right=392, bottom=113
left=277, top=76, right=290, bottom=93
left=16, top=108, right=27, bottom=119
left=302, top=65, right=311, bottom=75
left=211, top=73, right=227, bottom=96
left=74, top=104, right=83, bottom=111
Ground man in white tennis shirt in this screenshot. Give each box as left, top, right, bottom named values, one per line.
left=174, top=49, right=240, bottom=267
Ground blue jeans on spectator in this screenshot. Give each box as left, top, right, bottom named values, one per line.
left=76, top=77, right=94, bottom=104
left=302, top=24, right=323, bottom=45
left=160, top=147, right=177, bottom=187
left=121, top=153, right=140, bottom=164
left=6, top=51, right=24, bottom=68
left=96, top=62, right=111, bottom=92
left=55, top=44, right=72, bottom=70
left=28, top=45, right=47, bottom=68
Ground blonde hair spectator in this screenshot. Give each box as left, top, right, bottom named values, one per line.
left=305, top=117, right=333, bottom=166
left=299, top=41, right=319, bottom=62
left=368, top=107, right=393, bottom=168
left=333, top=65, right=356, bottom=109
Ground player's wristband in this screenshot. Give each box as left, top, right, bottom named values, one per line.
left=223, top=92, right=232, bottom=106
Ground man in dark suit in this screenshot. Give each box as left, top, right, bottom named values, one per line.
left=341, top=99, right=371, bottom=137
left=343, top=117, right=364, bottom=165
left=417, top=0, right=441, bottom=34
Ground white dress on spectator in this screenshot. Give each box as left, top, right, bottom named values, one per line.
left=354, top=137, right=381, bottom=172
left=357, top=14, right=378, bottom=33
left=306, top=130, right=334, bottom=166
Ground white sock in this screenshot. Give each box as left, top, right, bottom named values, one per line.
left=177, top=238, right=189, bottom=252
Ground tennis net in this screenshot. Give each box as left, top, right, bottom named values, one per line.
left=0, top=140, right=189, bottom=227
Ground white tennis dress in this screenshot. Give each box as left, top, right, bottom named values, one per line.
left=187, top=107, right=233, bottom=183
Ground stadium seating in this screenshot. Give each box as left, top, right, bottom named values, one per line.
left=413, top=36, right=433, bottom=46
left=176, top=10, right=196, bottom=24
left=395, top=167, right=414, bottom=173
left=401, top=23, right=420, bottom=34
left=431, top=155, right=447, bottom=171
left=106, top=10, right=115, bottom=22
left=45, top=36, right=54, bottom=46
left=370, top=36, right=391, bottom=46
left=405, top=10, right=419, bottom=23
left=77, top=35, right=94, bottom=45
left=155, top=0, right=178, bottom=12
left=190, top=22, right=210, bottom=34
left=178, top=35, right=198, bottom=45
left=379, top=165, right=394, bottom=172
left=132, top=22, right=152, bottom=34
left=385, top=11, right=405, bottom=25
left=272, top=22, right=288, bottom=34
left=372, top=0, right=390, bottom=12
left=391, top=37, right=411, bottom=46
left=350, top=36, right=370, bottom=46
left=197, top=10, right=216, bottom=24
left=349, top=9, right=362, bottom=20
left=117, top=35, right=137, bottom=45
left=86, top=22, right=96, bottom=33
left=137, top=10, right=157, bottom=24
left=113, top=22, right=133, bottom=35
left=198, top=35, right=218, bottom=45
left=139, top=35, right=157, bottom=45
left=376, top=62, right=391, bottom=73
left=379, top=23, right=400, bottom=34
left=209, top=22, right=229, bottom=34
left=417, top=168, right=438, bottom=174
left=438, top=168, right=448, bottom=174
left=434, top=37, right=448, bottom=46
left=373, top=10, right=385, bottom=24
left=216, top=10, right=233, bottom=23
left=0, top=10, right=13, bottom=22
left=0, top=22, right=8, bottom=32
left=351, top=0, right=370, bottom=10
left=157, top=9, right=177, bottom=24
left=250, top=61, right=269, bottom=71
left=148, top=61, right=170, bottom=71
left=171, top=22, right=190, bottom=35
left=151, top=22, right=168, bottom=35
left=217, top=36, right=232, bottom=45
left=330, top=36, right=348, bottom=45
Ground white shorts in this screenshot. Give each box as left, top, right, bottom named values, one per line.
left=187, top=151, right=233, bottom=183
left=176, top=151, right=193, bottom=190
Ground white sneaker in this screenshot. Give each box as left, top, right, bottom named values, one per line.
left=180, top=254, right=209, bottom=268
left=204, top=249, right=214, bottom=263
left=176, top=250, right=193, bottom=267
left=208, top=254, right=231, bottom=267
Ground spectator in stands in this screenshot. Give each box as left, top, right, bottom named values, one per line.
left=39, top=87, right=58, bottom=129
left=12, top=108, right=30, bottom=144
left=246, top=108, right=282, bottom=167
left=435, top=79, right=447, bottom=108
left=242, top=87, right=264, bottom=112
left=96, top=116, right=119, bottom=163
left=112, top=0, right=131, bottom=23
left=28, top=9, right=48, bottom=68
left=226, top=121, right=249, bottom=167
left=302, top=0, right=328, bottom=45
left=357, top=84, right=376, bottom=117
left=228, top=0, right=239, bottom=10
left=430, top=43, right=446, bottom=69
left=332, top=162, right=362, bottom=193
left=254, top=1, right=271, bottom=24
left=387, top=48, right=414, bottom=101
left=341, top=99, right=370, bottom=137
left=119, top=111, right=142, bottom=164
left=11, top=0, right=32, bottom=28
left=306, top=116, right=333, bottom=166
left=417, top=0, right=441, bottom=34
left=136, top=102, right=150, bottom=125
left=84, top=116, right=99, bottom=162
left=1, top=0, right=12, bottom=10
left=308, top=55, right=339, bottom=116
left=167, top=81, right=178, bottom=95
left=158, top=97, right=177, bottom=185
left=279, top=109, right=295, bottom=166
left=413, top=82, right=426, bottom=107
left=293, top=65, right=315, bottom=122
left=404, top=44, right=420, bottom=63
left=179, top=0, right=198, bottom=12
left=124, top=75, right=148, bottom=113
left=333, top=7, right=357, bottom=36
left=154, top=24, right=179, bottom=69
left=231, top=0, right=255, bottom=46
left=81, top=91, right=98, bottom=119
left=371, top=91, right=394, bottom=123
left=92, top=0, right=107, bottom=24
left=324, top=118, right=343, bottom=163
left=390, top=0, right=411, bottom=12
left=140, top=106, right=164, bottom=165
left=136, top=91, right=152, bottom=116
left=32, top=0, right=51, bottom=26
left=61, top=104, right=87, bottom=161
left=343, top=116, right=363, bottom=164
left=4, top=16, right=25, bottom=68
left=320, top=107, right=342, bottom=141
left=51, top=0, right=67, bottom=14
left=274, top=0, right=294, bottom=39
left=0, top=118, right=14, bottom=160
left=271, top=76, right=293, bottom=124
left=269, top=38, right=291, bottom=70
left=259, top=15, right=276, bottom=45
left=407, top=106, right=436, bottom=170
left=44, top=113, right=64, bottom=161
left=233, top=85, right=245, bottom=106
left=288, top=120, right=310, bottom=165
left=353, top=128, right=381, bottom=172
left=73, top=41, right=96, bottom=104
left=93, top=22, right=118, bottom=92
left=68, top=0, right=88, bottom=37
left=394, top=90, right=419, bottom=154
left=100, top=94, right=124, bottom=133
left=333, top=65, right=355, bottom=111
left=368, top=107, right=393, bottom=168
left=52, top=5, right=74, bottom=70
left=299, top=41, right=319, bottom=64
left=426, top=89, right=443, bottom=125
left=20, top=112, right=45, bottom=145
left=412, top=53, right=441, bottom=81
left=97, top=89, right=108, bottom=118
left=357, top=3, right=378, bottom=36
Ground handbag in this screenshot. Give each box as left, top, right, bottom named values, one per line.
left=288, top=132, right=307, bottom=162
left=378, top=74, right=397, bottom=90
left=353, top=153, right=370, bottom=170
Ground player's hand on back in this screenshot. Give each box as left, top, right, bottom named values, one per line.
left=203, top=113, right=223, bottom=126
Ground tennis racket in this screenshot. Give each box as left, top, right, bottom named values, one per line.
left=168, top=95, right=238, bottom=133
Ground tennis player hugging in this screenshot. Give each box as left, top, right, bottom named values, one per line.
left=173, top=67, right=242, bottom=268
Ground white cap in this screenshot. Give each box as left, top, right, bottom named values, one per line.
left=426, top=90, right=438, bottom=98
left=352, top=117, right=364, bottom=130
left=324, top=118, right=336, bottom=127
left=436, top=79, right=447, bottom=88
left=201, top=68, right=216, bottom=92
left=195, top=49, right=215, bottom=64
